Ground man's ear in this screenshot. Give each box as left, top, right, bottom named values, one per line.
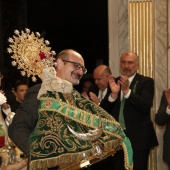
left=56, top=58, right=64, bottom=70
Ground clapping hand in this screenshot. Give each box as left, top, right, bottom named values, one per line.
left=108, top=75, right=120, bottom=99
left=83, top=91, right=101, bottom=105
left=89, top=92, right=100, bottom=105
left=119, top=76, right=129, bottom=95
left=82, top=92, right=90, bottom=100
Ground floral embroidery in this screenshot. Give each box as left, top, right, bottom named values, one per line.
left=44, top=101, right=53, bottom=108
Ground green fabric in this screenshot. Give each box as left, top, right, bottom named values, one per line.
left=118, top=80, right=139, bottom=130
left=29, top=90, right=133, bottom=169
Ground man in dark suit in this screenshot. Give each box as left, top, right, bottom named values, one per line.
left=8, top=49, right=89, bottom=170
left=106, top=51, right=158, bottom=170
left=155, top=89, right=170, bottom=169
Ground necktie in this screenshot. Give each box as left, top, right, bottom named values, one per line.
left=119, top=96, right=126, bottom=130
left=100, top=90, right=104, bottom=101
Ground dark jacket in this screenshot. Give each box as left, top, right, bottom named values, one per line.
left=155, top=91, right=170, bottom=164
left=110, top=73, right=158, bottom=150
left=8, top=84, right=41, bottom=156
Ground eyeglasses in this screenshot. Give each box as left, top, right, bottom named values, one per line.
left=62, top=60, right=87, bottom=74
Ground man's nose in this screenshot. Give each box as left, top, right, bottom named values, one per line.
left=77, top=68, right=83, bottom=75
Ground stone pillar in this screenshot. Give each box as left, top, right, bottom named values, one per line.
left=108, top=0, right=129, bottom=77
left=154, top=0, right=168, bottom=169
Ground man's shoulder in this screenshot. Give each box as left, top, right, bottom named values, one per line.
left=28, top=83, right=41, bottom=92
left=25, top=83, right=41, bottom=97
left=136, top=74, right=153, bottom=82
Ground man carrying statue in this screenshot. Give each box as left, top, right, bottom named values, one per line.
left=6, top=29, right=133, bottom=170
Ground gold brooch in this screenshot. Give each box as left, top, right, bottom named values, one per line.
left=7, top=28, right=56, bottom=82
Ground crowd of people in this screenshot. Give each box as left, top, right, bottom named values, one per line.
left=86, top=52, right=158, bottom=170
left=0, top=44, right=169, bottom=170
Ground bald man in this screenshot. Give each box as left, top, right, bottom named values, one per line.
left=85, top=65, right=113, bottom=113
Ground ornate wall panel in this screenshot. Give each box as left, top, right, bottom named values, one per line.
left=129, top=1, right=153, bottom=77
left=128, top=0, right=156, bottom=169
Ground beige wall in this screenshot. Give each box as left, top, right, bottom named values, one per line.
left=108, top=0, right=129, bottom=77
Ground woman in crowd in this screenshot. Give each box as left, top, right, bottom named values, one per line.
left=10, top=80, right=29, bottom=112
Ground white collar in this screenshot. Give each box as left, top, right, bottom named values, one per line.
left=128, top=73, right=136, bottom=85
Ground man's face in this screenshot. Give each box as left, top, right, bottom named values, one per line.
left=15, top=85, right=28, bottom=103
left=120, top=53, right=139, bottom=77
left=61, top=52, right=86, bottom=85
left=93, top=71, right=109, bottom=91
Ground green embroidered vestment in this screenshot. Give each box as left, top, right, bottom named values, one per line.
left=29, top=90, right=133, bottom=170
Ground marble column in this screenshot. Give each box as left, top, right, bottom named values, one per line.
left=155, top=0, right=168, bottom=170
left=108, top=0, right=129, bottom=77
